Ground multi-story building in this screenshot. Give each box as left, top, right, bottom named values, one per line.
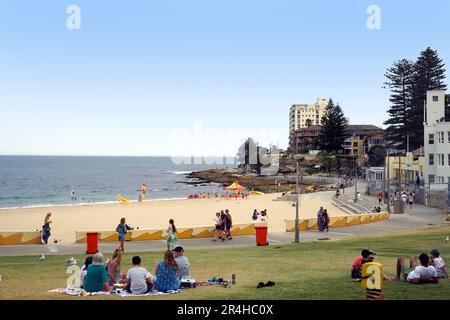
left=423, top=90, right=450, bottom=189
left=289, top=98, right=327, bottom=151
left=386, top=149, right=424, bottom=187
left=342, top=125, right=384, bottom=166
left=290, top=125, right=321, bottom=153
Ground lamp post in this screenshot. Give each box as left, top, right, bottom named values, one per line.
left=294, top=154, right=302, bottom=243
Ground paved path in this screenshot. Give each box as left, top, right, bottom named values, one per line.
left=1, top=194, right=449, bottom=257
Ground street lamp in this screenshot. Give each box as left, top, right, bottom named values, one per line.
left=293, top=154, right=302, bottom=243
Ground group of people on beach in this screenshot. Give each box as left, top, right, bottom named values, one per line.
left=351, top=248, right=448, bottom=284
left=213, top=209, right=233, bottom=241
left=316, top=207, right=330, bottom=232
left=252, top=209, right=268, bottom=222
left=187, top=192, right=249, bottom=199
left=80, top=245, right=190, bottom=294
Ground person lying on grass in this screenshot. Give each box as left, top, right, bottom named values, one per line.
left=429, top=248, right=448, bottom=279
left=396, top=253, right=439, bottom=284
left=125, top=256, right=154, bottom=294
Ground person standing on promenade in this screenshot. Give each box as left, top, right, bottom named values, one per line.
left=167, top=219, right=178, bottom=250
left=322, top=209, right=330, bottom=232
left=116, top=217, right=133, bottom=253
left=41, top=212, right=52, bottom=244
left=225, top=209, right=233, bottom=240
left=317, top=207, right=324, bottom=232
left=408, top=192, right=414, bottom=209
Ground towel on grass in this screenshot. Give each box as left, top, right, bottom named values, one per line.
left=48, top=287, right=110, bottom=296
left=116, top=289, right=182, bottom=297
left=48, top=287, right=181, bottom=297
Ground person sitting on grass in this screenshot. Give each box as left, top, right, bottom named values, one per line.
left=173, top=246, right=190, bottom=279
left=396, top=253, right=439, bottom=284
left=429, top=248, right=448, bottom=279
left=83, top=253, right=110, bottom=292
left=107, top=247, right=126, bottom=285
left=80, top=256, right=93, bottom=288
left=154, top=250, right=181, bottom=292
left=125, top=256, right=154, bottom=294
left=351, top=249, right=373, bottom=279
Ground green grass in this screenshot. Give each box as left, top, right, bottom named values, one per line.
left=1, top=227, right=450, bottom=300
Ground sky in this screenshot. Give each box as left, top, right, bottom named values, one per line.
left=0, top=0, right=449, bottom=156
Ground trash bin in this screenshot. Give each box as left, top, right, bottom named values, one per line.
left=86, top=232, right=99, bottom=254
left=393, top=200, right=404, bottom=214
left=255, top=224, right=268, bottom=246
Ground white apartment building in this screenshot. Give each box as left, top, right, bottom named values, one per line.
left=289, top=98, right=327, bottom=132
left=424, top=90, right=450, bottom=189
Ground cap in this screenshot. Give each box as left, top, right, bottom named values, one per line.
left=431, top=248, right=440, bottom=257
left=172, top=246, right=184, bottom=253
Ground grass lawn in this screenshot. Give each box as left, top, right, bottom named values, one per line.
left=1, top=227, right=450, bottom=300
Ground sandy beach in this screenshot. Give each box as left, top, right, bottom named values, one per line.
left=0, top=191, right=347, bottom=243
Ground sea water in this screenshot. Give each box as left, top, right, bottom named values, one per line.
left=0, top=156, right=231, bottom=209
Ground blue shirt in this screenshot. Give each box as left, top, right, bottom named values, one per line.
left=155, top=261, right=181, bottom=292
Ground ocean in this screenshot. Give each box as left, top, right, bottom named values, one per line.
left=0, top=156, right=231, bottom=209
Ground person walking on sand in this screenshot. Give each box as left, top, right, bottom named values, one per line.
left=317, top=207, right=324, bottom=232
left=41, top=212, right=52, bottom=244
left=166, top=219, right=178, bottom=250
left=116, top=218, right=133, bottom=253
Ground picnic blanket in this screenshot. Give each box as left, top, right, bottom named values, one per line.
left=116, top=289, right=182, bottom=297
left=48, top=287, right=111, bottom=296
left=48, top=287, right=181, bottom=297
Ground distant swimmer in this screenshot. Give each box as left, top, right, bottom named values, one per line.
left=71, top=189, right=77, bottom=200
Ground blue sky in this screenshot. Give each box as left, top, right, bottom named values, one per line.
left=0, top=0, right=449, bottom=156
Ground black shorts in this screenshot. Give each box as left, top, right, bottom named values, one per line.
left=351, top=268, right=361, bottom=279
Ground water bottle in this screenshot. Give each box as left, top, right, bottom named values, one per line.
left=232, top=274, right=236, bottom=285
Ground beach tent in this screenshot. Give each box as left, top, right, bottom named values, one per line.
left=223, top=181, right=247, bottom=191
left=223, top=181, right=247, bottom=198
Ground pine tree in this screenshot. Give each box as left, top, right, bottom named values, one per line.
left=320, top=99, right=347, bottom=153
left=383, top=59, right=415, bottom=150
left=409, top=47, right=447, bottom=150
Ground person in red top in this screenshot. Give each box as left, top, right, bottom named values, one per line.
left=351, top=249, right=375, bottom=279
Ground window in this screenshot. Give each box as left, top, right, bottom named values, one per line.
left=437, top=176, right=445, bottom=183
left=448, top=132, right=450, bottom=143
left=429, top=154, right=434, bottom=165
left=438, top=154, right=444, bottom=166
left=448, top=154, right=450, bottom=166
left=353, top=142, right=358, bottom=147
left=429, top=134, right=434, bottom=144
left=438, top=132, right=444, bottom=143
left=429, top=175, right=435, bottom=183
left=433, top=96, right=439, bottom=102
